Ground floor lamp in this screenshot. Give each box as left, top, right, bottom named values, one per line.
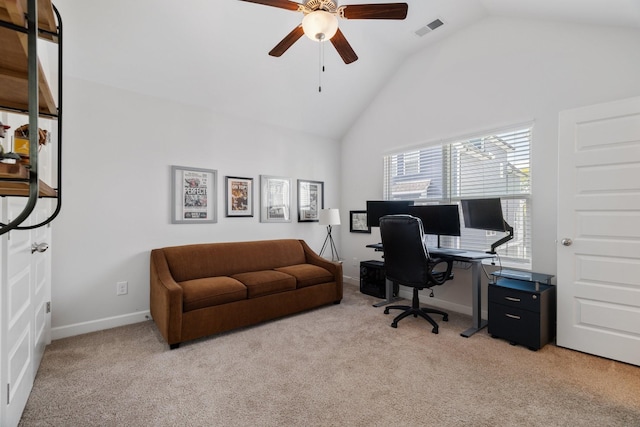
left=319, top=208, right=340, bottom=261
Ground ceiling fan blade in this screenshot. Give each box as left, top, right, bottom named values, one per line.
left=269, top=25, right=305, bottom=57
left=330, top=28, right=358, bottom=64
left=238, top=0, right=300, bottom=11
left=342, top=3, right=408, bottom=20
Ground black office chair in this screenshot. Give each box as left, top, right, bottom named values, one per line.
left=379, top=214, right=454, bottom=334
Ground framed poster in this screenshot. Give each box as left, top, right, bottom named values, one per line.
left=350, top=210, right=370, bottom=233
left=260, top=175, right=291, bottom=223
left=225, top=176, right=253, bottom=217
left=171, top=165, right=217, bottom=224
left=297, top=179, right=324, bottom=222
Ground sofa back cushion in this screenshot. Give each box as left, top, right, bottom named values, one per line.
left=161, top=239, right=307, bottom=282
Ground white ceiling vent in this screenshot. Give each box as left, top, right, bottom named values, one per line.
left=415, top=19, right=444, bottom=37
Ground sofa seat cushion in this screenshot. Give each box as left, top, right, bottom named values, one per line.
left=231, top=270, right=297, bottom=298
left=274, top=264, right=334, bottom=289
left=180, top=277, right=247, bottom=312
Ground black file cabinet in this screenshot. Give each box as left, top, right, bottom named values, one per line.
left=360, top=260, right=397, bottom=299
left=488, top=270, right=556, bottom=351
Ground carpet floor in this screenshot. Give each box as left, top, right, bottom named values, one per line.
left=19, top=284, right=640, bottom=426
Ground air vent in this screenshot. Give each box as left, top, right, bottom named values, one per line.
left=415, top=18, right=444, bottom=37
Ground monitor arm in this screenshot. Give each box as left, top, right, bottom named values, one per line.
left=488, top=221, right=514, bottom=254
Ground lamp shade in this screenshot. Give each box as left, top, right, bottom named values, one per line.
left=319, top=208, right=341, bottom=226
left=302, top=10, right=338, bottom=41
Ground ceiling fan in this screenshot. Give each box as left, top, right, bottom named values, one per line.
left=238, top=0, right=408, bottom=64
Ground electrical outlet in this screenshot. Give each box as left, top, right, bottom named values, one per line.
left=116, top=281, right=128, bottom=296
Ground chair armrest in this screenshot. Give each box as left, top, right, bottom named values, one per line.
left=150, top=249, right=184, bottom=345
left=427, top=257, right=454, bottom=285
left=299, top=239, right=343, bottom=301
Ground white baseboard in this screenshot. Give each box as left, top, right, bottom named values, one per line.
left=51, top=310, right=150, bottom=340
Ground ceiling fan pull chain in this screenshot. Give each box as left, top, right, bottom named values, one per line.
left=318, top=40, right=323, bottom=92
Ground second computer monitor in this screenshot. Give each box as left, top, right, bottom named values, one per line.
left=366, top=200, right=414, bottom=227
left=461, top=198, right=507, bottom=232
left=407, top=204, right=461, bottom=237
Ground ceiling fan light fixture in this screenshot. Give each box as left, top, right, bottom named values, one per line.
left=302, top=10, right=338, bottom=41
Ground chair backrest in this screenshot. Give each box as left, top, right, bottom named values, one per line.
left=379, top=214, right=433, bottom=288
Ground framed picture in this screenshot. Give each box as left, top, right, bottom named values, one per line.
left=171, top=165, right=217, bottom=224
left=260, top=175, right=291, bottom=223
left=350, top=210, right=370, bottom=233
left=297, top=179, right=324, bottom=222
left=225, top=176, right=253, bottom=217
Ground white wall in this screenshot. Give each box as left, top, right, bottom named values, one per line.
left=339, top=17, right=640, bottom=313
left=51, top=77, right=340, bottom=338
left=52, top=16, right=640, bottom=337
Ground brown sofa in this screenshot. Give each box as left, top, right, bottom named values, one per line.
left=150, top=239, right=343, bottom=348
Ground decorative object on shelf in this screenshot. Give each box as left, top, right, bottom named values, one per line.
left=349, top=210, right=370, bottom=233
left=297, top=179, right=324, bottom=222
left=13, top=123, right=50, bottom=157
left=0, top=120, right=9, bottom=137
left=0, top=120, right=9, bottom=158
left=225, top=176, right=254, bottom=217
left=319, top=208, right=340, bottom=261
left=171, top=165, right=217, bottom=224
left=260, top=175, right=292, bottom=223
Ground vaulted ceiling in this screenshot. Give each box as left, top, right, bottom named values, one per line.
left=54, top=0, right=640, bottom=140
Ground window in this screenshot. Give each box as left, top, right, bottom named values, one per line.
left=383, top=125, right=532, bottom=265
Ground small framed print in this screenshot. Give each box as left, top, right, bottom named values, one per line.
left=260, top=175, right=291, bottom=223
left=297, top=179, right=324, bottom=222
left=350, top=210, right=370, bottom=233
left=225, top=176, right=253, bottom=217
left=171, top=165, right=217, bottom=224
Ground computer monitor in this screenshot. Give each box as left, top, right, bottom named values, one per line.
left=366, top=200, right=414, bottom=227
left=461, top=198, right=513, bottom=253
left=461, top=198, right=507, bottom=232
left=408, top=205, right=461, bottom=237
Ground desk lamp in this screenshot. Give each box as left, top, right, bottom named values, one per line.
left=319, top=208, right=340, bottom=261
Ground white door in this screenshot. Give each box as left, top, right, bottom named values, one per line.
left=0, top=198, right=52, bottom=427
left=557, top=96, right=640, bottom=366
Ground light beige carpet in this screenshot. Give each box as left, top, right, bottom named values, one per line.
left=20, top=284, right=640, bottom=426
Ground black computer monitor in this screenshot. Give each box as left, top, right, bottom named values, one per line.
left=461, top=198, right=514, bottom=253
left=366, top=200, right=414, bottom=227
left=461, top=198, right=507, bottom=232
left=408, top=204, right=461, bottom=237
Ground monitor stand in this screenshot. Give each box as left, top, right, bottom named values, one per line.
left=488, top=222, right=514, bottom=254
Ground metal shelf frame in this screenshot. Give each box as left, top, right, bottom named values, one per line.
left=0, top=0, right=62, bottom=236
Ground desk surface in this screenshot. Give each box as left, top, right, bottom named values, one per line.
left=427, top=247, right=495, bottom=262
left=366, top=243, right=495, bottom=262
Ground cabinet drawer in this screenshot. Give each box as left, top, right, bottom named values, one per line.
left=488, top=302, right=542, bottom=349
left=489, top=283, right=541, bottom=312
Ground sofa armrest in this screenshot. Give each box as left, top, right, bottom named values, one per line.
left=150, top=249, right=184, bottom=346
left=299, top=240, right=343, bottom=301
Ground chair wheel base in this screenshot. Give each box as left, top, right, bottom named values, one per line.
left=443, top=314, right=449, bottom=321
left=391, top=322, right=398, bottom=328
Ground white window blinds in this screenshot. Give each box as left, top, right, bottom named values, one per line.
left=383, top=125, right=532, bottom=264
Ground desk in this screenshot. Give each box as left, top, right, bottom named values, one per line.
left=365, top=243, right=495, bottom=337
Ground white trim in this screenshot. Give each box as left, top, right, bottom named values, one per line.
left=51, top=310, right=150, bottom=340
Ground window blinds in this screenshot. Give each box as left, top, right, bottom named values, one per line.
left=383, top=125, right=532, bottom=264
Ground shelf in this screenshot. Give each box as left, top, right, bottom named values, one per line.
left=0, top=162, right=57, bottom=197
left=0, top=161, right=28, bottom=179
left=0, top=0, right=58, bottom=116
